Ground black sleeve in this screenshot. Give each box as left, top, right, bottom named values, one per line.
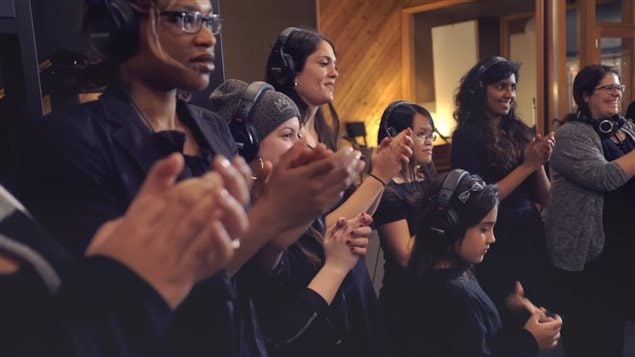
left=493, top=327, right=539, bottom=356
left=57, top=256, right=173, bottom=356
left=448, top=296, right=498, bottom=356
left=26, top=109, right=124, bottom=256
left=373, top=186, right=407, bottom=227
left=245, top=251, right=342, bottom=355
left=450, top=125, right=485, bottom=174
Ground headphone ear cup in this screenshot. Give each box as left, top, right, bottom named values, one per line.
left=283, top=53, right=296, bottom=87
left=229, top=118, right=259, bottom=163
left=465, top=76, right=484, bottom=97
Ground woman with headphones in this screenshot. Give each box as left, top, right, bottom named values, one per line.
left=450, top=57, right=555, bottom=318
left=265, top=27, right=414, bottom=229
left=26, top=1, right=362, bottom=355
left=545, top=64, right=635, bottom=355
left=403, top=170, right=562, bottom=356
left=210, top=79, right=382, bottom=356
left=372, top=101, right=437, bottom=354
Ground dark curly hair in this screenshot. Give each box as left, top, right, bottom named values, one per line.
left=453, top=57, right=532, bottom=173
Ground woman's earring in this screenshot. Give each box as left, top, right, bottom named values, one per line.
left=249, top=157, right=265, bottom=181
left=294, top=80, right=299, bottom=87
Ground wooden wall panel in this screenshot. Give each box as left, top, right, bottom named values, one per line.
left=317, top=0, right=440, bottom=146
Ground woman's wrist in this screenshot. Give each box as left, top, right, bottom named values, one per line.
left=368, top=172, right=388, bottom=187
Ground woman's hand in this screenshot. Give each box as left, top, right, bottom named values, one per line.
left=323, top=213, right=372, bottom=274
left=524, top=309, right=563, bottom=350
left=257, top=142, right=363, bottom=232
left=523, top=136, right=548, bottom=171
left=370, top=129, right=414, bottom=184
left=86, top=153, right=247, bottom=309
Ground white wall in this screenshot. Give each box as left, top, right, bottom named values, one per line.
left=510, top=31, right=537, bottom=128
left=431, top=20, right=478, bottom=138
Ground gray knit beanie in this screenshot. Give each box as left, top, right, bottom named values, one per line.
left=209, top=79, right=300, bottom=140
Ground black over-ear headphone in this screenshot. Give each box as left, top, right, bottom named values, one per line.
left=575, top=111, right=625, bottom=138
left=466, top=56, right=508, bottom=96
left=380, top=100, right=410, bottom=137
left=229, top=81, right=274, bottom=162
left=83, top=0, right=140, bottom=61
left=267, top=27, right=299, bottom=88
left=426, top=169, right=469, bottom=241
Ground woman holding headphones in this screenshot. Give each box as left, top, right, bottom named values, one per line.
left=450, top=57, right=555, bottom=316
left=545, top=64, right=635, bottom=355
left=372, top=101, right=437, bottom=354
left=403, top=170, right=562, bottom=356
left=265, top=27, right=413, bottom=228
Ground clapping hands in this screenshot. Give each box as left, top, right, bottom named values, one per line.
left=323, top=212, right=373, bottom=275
left=523, top=131, right=556, bottom=169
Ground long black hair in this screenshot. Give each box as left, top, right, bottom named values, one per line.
left=453, top=57, right=531, bottom=174
left=408, top=172, right=498, bottom=282
left=265, top=28, right=341, bottom=150
left=377, top=102, right=437, bottom=182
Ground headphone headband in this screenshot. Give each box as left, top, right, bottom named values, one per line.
left=475, top=56, right=507, bottom=79
left=230, top=81, right=274, bottom=162
left=381, top=100, right=409, bottom=137
left=267, top=27, right=299, bottom=88
left=235, top=81, right=274, bottom=120
left=436, top=169, right=469, bottom=210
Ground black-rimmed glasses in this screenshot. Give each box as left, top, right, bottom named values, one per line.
left=594, top=84, right=626, bottom=94
left=160, top=11, right=223, bottom=35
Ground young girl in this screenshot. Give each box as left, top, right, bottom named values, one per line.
left=210, top=79, right=382, bottom=355
left=372, top=101, right=437, bottom=354
left=403, top=170, right=562, bottom=356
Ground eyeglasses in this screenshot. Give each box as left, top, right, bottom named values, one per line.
left=415, top=132, right=437, bottom=142
left=594, top=84, right=626, bottom=94
left=160, top=11, right=223, bottom=35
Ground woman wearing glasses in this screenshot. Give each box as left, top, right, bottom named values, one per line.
left=372, top=101, right=437, bottom=355
left=545, top=64, right=635, bottom=356
left=26, top=0, right=363, bottom=355
left=450, top=57, right=556, bottom=322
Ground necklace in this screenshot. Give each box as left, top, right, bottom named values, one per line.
left=129, top=97, right=156, bottom=133
left=122, top=86, right=176, bottom=133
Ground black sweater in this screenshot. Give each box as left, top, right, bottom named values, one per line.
left=403, top=267, right=538, bottom=356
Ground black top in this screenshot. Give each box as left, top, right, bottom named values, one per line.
left=373, top=179, right=427, bottom=297
left=403, top=267, right=538, bottom=356
left=451, top=124, right=550, bottom=308
left=245, top=220, right=384, bottom=356
left=451, top=123, right=535, bottom=221
left=24, top=84, right=266, bottom=356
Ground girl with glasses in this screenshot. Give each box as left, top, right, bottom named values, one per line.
left=372, top=101, right=438, bottom=355
left=545, top=64, right=635, bottom=355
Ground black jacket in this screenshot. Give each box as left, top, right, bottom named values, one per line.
left=24, top=85, right=266, bottom=356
